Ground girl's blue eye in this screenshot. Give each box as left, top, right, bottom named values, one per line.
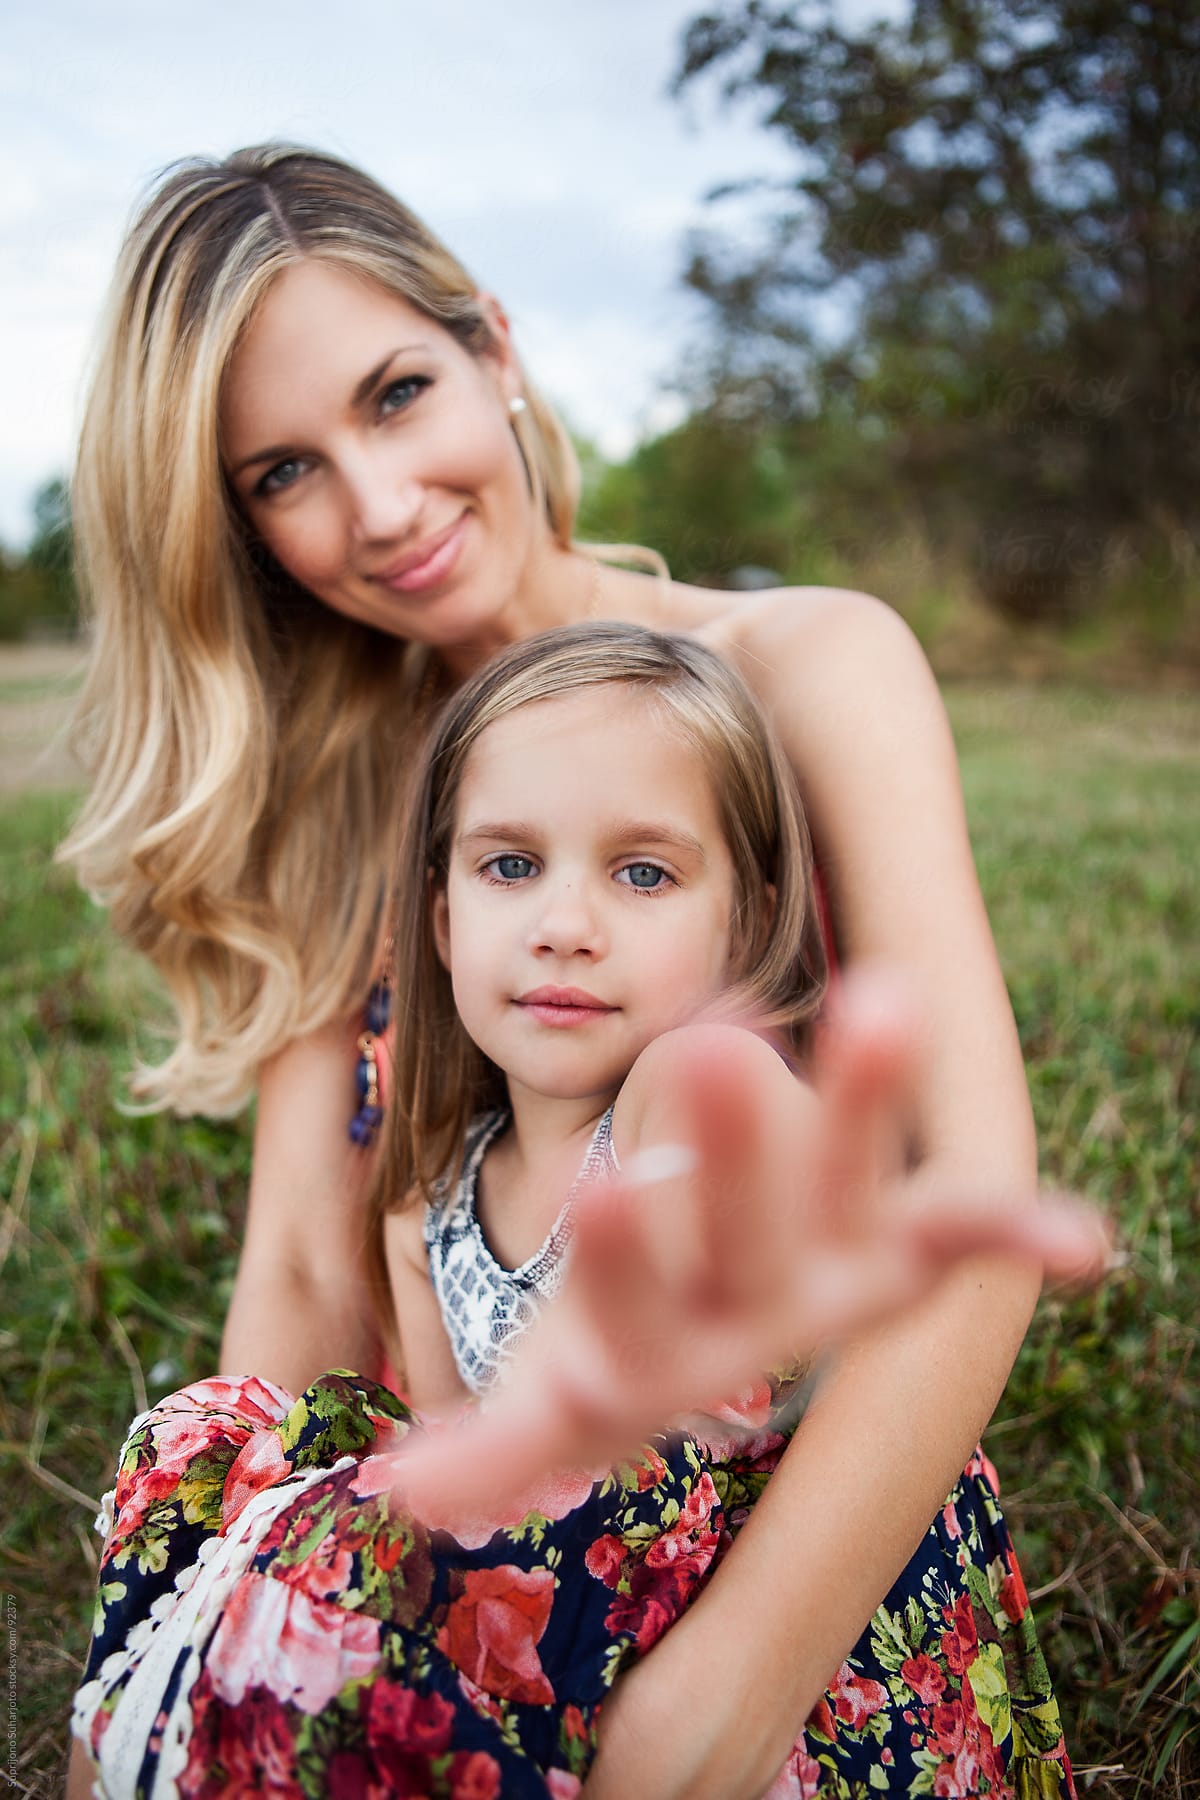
left=619, top=862, right=670, bottom=891
left=379, top=374, right=431, bottom=416
left=488, top=854, right=536, bottom=882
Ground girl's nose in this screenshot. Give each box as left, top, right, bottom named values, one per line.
left=529, top=880, right=607, bottom=959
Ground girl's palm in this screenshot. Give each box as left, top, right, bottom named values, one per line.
left=389, top=971, right=1105, bottom=1530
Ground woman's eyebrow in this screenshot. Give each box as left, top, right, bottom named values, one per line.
left=350, top=348, right=424, bottom=408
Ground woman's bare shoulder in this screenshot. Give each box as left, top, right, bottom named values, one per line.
left=713, top=583, right=926, bottom=677
left=644, top=576, right=924, bottom=683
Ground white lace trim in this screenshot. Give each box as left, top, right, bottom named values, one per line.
left=424, top=1107, right=618, bottom=1394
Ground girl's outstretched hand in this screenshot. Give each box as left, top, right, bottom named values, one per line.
left=388, top=969, right=1108, bottom=1532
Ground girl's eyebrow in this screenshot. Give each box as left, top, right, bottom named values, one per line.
left=228, top=348, right=425, bottom=476
left=457, top=820, right=708, bottom=860
left=607, top=822, right=708, bottom=861
left=457, top=821, right=542, bottom=847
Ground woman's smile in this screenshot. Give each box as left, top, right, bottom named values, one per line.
left=371, top=510, right=471, bottom=593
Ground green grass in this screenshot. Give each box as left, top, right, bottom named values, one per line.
left=2, top=684, right=1198, bottom=1796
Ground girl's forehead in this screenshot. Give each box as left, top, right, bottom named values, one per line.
left=467, top=683, right=661, bottom=759
left=451, top=682, right=722, bottom=820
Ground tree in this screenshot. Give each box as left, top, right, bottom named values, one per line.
left=27, top=477, right=75, bottom=611
left=674, top=0, right=1200, bottom=618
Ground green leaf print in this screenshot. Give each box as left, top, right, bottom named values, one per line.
left=1012, top=1695, right=1069, bottom=1757
left=967, top=1640, right=1013, bottom=1750
left=870, top=1603, right=914, bottom=1673
left=93, top=1579, right=125, bottom=1637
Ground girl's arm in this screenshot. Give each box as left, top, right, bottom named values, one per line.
left=220, top=1019, right=382, bottom=1391
left=383, top=1204, right=473, bottom=1416
left=584, top=590, right=1048, bottom=1798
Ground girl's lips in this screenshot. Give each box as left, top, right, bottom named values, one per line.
left=374, top=514, right=468, bottom=593
left=515, top=988, right=618, bottom=1028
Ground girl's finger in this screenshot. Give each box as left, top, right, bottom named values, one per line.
left=807, top=966, right=921, bottom=1242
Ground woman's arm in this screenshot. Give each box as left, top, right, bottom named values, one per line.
left=585, top=590, right=1045, bottom=1798
left=220, top=1019, right=383, bottom=1392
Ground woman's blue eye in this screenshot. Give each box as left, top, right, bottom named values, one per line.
left=489, top=854, right=536, bottom=882
left=379, top=375, right=431, bottom=416
left=257, top=458, right=305, bottom=497
left=619, top=863, right=669, bottom=891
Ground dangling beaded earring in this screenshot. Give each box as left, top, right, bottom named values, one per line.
left=349, top=950, right=393, bottom=1147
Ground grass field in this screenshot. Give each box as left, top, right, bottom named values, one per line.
left=1, top=673, right=1197, bottom=1796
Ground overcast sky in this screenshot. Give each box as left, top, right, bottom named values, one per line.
left=2, top=0, right=901, bottom=548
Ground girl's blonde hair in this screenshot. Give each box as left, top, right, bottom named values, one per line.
left=58, top=143, right=592, bottom=1114
left=377, top=622, right=827, bottom=1235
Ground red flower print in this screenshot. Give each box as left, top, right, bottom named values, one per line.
left=761, top=1744, right=825, bottom=1798
left=457, top=1671, right=505, bottom=1726
left=448, top=1751, right=503, bottom=1799
left=604, top=1562, right=692, bottom=1654
left=902, top=1652, right=948, bottom=1704
left=634, top=1446, right=668, bottom=1490
left=561, top=1704, right=589, bottom=1744
left=221, top=1429, right=291, bottom=1529
left=941, top=1592, right=979, bottom=1675
left=326, top=1751, right=372, bottom=1800
left=367, top=1679, right=455, bottom=1756
left=963, top=1444, right=1000, bottom=1489
left=830, top=1663, right=889, bottom=1730
left=999, top=1552, right=1030, bottom=1623
left=207, top=1572, right=380, bottom=1713
left=929, top=1679, right=1007, bottom=1795
left=584, top=1533, right=626, bottom=1589
left=361, top=1681, right=462, bottom=1795
left=546, top=1773, right=584, bottom=1799
left=167, top=1375, right=292, bottom=1427
left=180, top=1676, right=301, bottom=1799
left=437, top=1565, right=556, bottom=1705
left=806, top=1696, right=836, bottom=1741
left=941, top=1497, right=963, bottom=1541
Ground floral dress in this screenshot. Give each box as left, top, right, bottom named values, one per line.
left=72, top=1365, right=1075, bottom=1798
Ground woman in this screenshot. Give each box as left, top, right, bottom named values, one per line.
left=64, top=145, right=1058, bottom=1795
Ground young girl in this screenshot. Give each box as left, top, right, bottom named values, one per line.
left=71, top=624, right=1089, bottom=1799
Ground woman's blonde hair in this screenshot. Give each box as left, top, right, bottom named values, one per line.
left=375, top=622, right=827, bottom=1240
left=58, top=144, right=592, bottom=1114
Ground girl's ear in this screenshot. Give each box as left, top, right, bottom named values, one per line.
left=430, top=873, right=452, bottom=971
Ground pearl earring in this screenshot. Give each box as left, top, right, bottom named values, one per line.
left=509, top=396, right=527, bottom=416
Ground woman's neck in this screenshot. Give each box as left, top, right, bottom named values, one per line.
left=436, top=541, right=600, bottom=686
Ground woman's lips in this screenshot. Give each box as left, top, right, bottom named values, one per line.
left=373, top=514, right=468, bottom=593
left=515, top=987, right=618, bottom=1027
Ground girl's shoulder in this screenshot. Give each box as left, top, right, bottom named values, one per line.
left=612, top=1022, right=803, bottom=1164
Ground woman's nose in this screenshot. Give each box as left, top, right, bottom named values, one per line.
left=342, top=448, right=423, bottom=545
left=529, top=879, right=607, bottom=959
